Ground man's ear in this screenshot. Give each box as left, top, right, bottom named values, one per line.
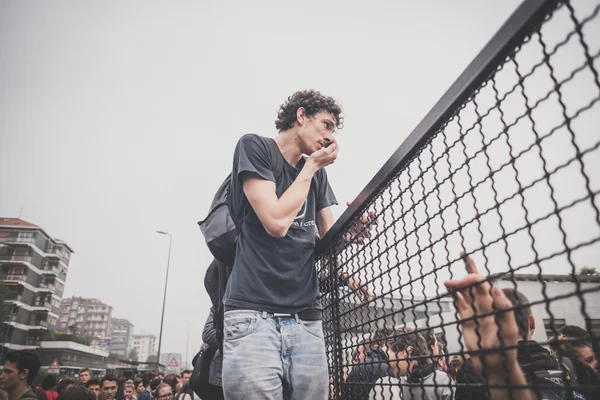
left=296, top=107, right=306, bottom=125
left=20, top=368, right=29, bottom=382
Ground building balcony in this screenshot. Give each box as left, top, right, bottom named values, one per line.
left=25, top=339, right=42, bottom=346
left=2, top=274, right=27, bottom=282
left=34, top=301, right=52, bottom=310
left=4, top=293, right=23, bottom=302
left=3, top=314, right=16, bottom=322
left=42, top=262, right=59, bottom=273
left=0, top=255, right=32, bottom=263
left=0, top=236, right=36, bottom=245
left=30, top=319, right=49, bottom=328
left=38, top=282, right=55, bottom=292
left=45, top=251, right=60, bottom=259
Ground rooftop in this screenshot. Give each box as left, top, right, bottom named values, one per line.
left=0, top=217, right=75, bottom=252
left=111, top=318, right=133, bottom=326
left=61, top=297, right=113, bottom=308
left=0, top=218, right=40, bottom=229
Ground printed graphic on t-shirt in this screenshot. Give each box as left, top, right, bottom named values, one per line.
left=292, top=199, right=316, bottom=229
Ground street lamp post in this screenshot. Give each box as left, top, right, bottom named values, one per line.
left=184, top=320, right=190, bottom=370
left=156, top=230, right=172, bottom=372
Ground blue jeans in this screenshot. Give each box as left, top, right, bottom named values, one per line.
left=221, top=310, right=328, bottom=400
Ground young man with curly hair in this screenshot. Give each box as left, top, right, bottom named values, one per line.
left=221, top=90, right=344, bottom=400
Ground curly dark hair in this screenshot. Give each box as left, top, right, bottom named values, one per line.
left=275, top=90, right=343, bottom=131
left=389, top=328, right=432, bottom=367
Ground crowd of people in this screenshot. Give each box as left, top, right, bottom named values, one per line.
left=0, top=353, right=198, bottom=400
left=336, top=256, right=600, bottom=400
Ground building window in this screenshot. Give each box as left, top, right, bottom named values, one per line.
left=544, top=318, right=567, bottom=339
left=587, top=319, right=600, bottom=338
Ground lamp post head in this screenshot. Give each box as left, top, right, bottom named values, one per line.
left=156, top=230, right=170, bottom=236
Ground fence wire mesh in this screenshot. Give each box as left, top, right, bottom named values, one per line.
left=317, top=0, right=600, bottom=398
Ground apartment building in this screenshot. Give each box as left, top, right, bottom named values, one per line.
left=132, top=333, right=156, bottom=363
left=109, top=318, right=134, bottom=359
left=0, top=218, right=73, bottom=351
left=57, top=297, right=113, bottom=340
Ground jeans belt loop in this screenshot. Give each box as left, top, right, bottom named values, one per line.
left=262, top=311, right=268, bottom=319
left=294, top=313, right=300, bottom=323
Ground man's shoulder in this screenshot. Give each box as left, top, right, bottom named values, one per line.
left=18, top=388, right=38, bottom=400
left=237, top=133, right=272, bottom=147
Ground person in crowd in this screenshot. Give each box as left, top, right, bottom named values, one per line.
left=447, top=355, right=465, bottom=382
left=152, top=384, right=171, bottom=400
left=351, top=338, right=371, bottom=366
left=122, top=384, right=135, bottom=400
left=135, top=373, right=154, bottom=400
left=83, top=381, right=100, bottom=400
left=177, top=373, right=190, bottom=390
left=0, top=350, right=42, bottom=400
left=57, top=387, right=95, bottom=400
left=200, top=308, right=224, bottom=400
left=450, top=253, right=575, bottom=400
left=341, top=328, right=395, bottom=400
left=173, top=384, right=192, bottom=400
left=56, top=381, right=74, bottom=396
left=160, top=377, right=177, bottom=398
left=147, top=381, right=160, bottom=398
left=32, top=389, right=46, bottom=400
left=100, top=377, right=118, bottom=400
left=41, top=375, right=58, bottom=400
left=132, top=380, right=142, bottom=400
left=220, top=89, right=375, bottom=400
left=78, top=370, right=91, bottom=387
left=557, top=325, right=598, bottom=371
left=551, top=325, right=600, bottom=399
left=424, top=330, right=448, bottom=373
left=368, top=328, right=453, bottom=400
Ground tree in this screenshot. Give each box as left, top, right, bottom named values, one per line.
left=128, top=348, right=139, bottom=362
left=146, top=354, right=158, bottom=363
left=578, top=267, right=599, bottom=276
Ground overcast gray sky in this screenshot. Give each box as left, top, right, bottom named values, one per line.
left=4, top=0, right=578, bottom=363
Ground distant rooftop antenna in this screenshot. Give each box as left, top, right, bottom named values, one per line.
left=18, top=205, right=24, bottom=219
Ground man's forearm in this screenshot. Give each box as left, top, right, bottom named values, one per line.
left=270, top=164, right=318, bottom=231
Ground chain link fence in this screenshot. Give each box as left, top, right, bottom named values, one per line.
left=317, top=0, right=600, bottom=398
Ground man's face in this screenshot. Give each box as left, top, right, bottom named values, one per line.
left=136, top=383, right=144, bottom=394
left=297, top=110, right=336, bottom=155
left=124, top=387, right=134, bottom=399
left=0, top=361, right=26, bottom=392
left=88, top=385, right=100, bottom=399
left=79, top=371, right=91, bottom=384
left=101, top=380, right=118, bottom=400
left=180, top=373, right=191, bottom=385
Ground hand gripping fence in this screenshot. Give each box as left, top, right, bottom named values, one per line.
left=316, top=0, right=600, bottom=398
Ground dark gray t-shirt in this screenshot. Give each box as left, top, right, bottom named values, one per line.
left=223, top=133, right=338, bottom=313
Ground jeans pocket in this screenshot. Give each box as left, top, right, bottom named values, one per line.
left=299, top=319, right=324, bottom=339
left=223, top=311, right=262, bottom=341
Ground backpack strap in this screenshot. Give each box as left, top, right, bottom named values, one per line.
left=266, top=138, right=284, bottom=181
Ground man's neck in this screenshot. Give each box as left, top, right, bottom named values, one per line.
left=274, top=130, right=303, bottom=167
left=9, top=384, right=30, bottom=400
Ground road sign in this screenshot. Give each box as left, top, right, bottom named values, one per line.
left=48, top=359, right=60, bottom=371
left=167, top=357, right=178, bottom=368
